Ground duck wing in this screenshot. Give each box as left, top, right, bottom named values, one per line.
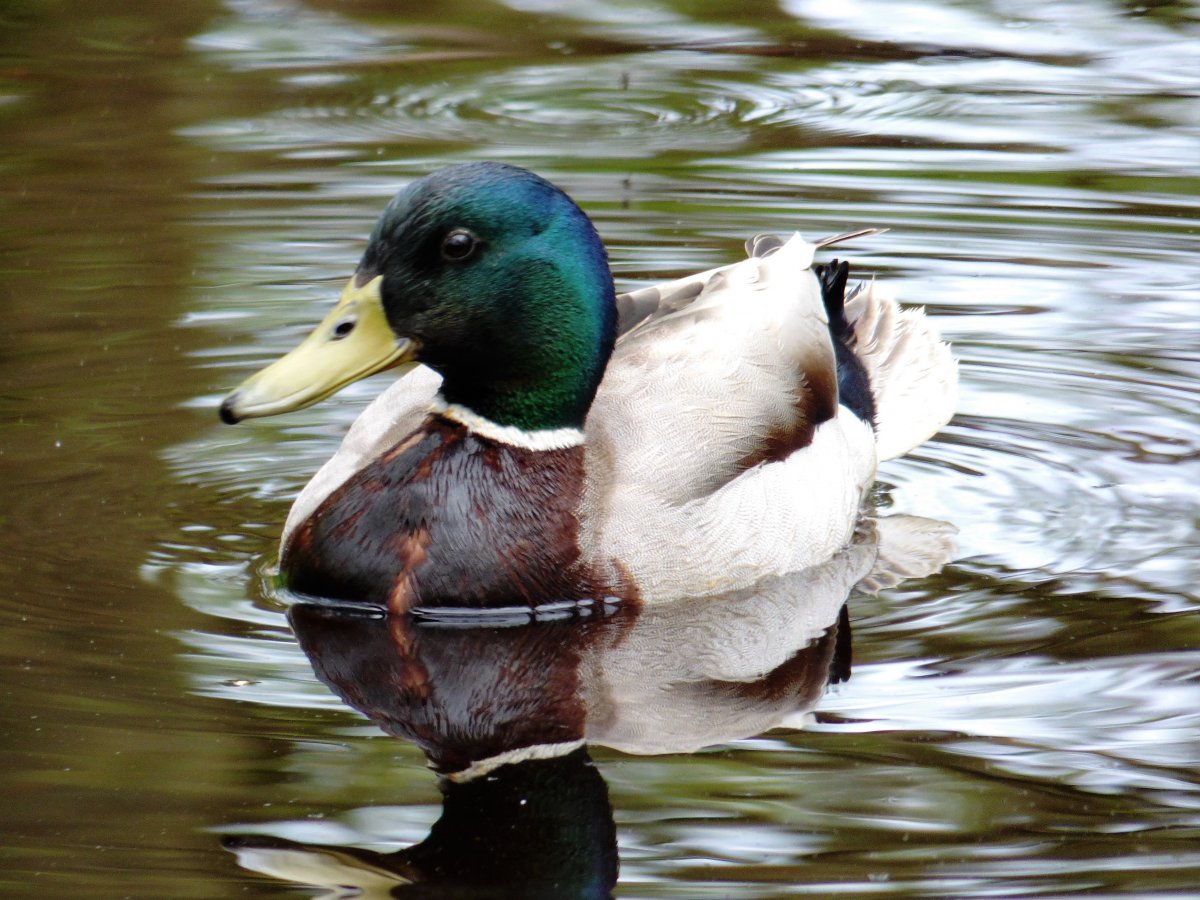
left=589, top=233, right=872, bottom=508
left=580, top=234, right=880, bottom=599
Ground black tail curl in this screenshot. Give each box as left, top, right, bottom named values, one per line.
left=815, top=259, right=877, bottom=428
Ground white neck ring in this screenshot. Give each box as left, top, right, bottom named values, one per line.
left=430, top=397, right=585, bottom=451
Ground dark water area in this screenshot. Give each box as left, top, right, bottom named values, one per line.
left=1, top=0, right=1198, bottom=896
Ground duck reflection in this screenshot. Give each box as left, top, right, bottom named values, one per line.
left=225, top=516, right=953, bottom=898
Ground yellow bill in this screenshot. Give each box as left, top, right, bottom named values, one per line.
left=220, top=274, right=417, bottom=424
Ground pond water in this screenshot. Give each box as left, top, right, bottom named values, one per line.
left=2, top=0, right=1198, bottom=896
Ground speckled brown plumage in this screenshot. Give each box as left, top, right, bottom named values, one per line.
left=282, top=415, right=629, bottom=611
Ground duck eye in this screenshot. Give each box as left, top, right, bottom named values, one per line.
left=441, top=229, right=477, bottom=262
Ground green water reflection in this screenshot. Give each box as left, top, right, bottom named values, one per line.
left=1, top=0, right=1198, bottom=897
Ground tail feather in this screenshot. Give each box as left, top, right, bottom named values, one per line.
left=846, top=282, right=957, bottom=461
left=855, top=514, right=959, bottom=594
left=816, top=259, right=877, bottom=427
left=815, top=259, right=852, bottom=338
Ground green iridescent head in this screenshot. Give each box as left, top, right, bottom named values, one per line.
left=220, top=162, right=617, bottom=432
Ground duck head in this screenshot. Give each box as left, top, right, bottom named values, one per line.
left=220, top=162, right=618, bottom=432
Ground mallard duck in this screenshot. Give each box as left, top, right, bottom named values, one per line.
left=220, top=162, right=956, bottom=611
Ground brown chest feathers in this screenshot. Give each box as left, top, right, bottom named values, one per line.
left=282, top=416, right=624, bottom=613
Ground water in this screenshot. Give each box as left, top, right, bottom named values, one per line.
left=1, top=0, right=1197, bottom=896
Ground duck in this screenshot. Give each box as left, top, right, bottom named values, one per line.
left=219, top=162, right=956, bottom=612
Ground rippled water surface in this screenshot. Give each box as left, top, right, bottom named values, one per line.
left=2, top=0, right=1198, bottom=897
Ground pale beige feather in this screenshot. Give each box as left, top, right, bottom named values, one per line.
left=845, top=281, right=958, bottom=461
left=578, top=234, right=876, bottom=599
